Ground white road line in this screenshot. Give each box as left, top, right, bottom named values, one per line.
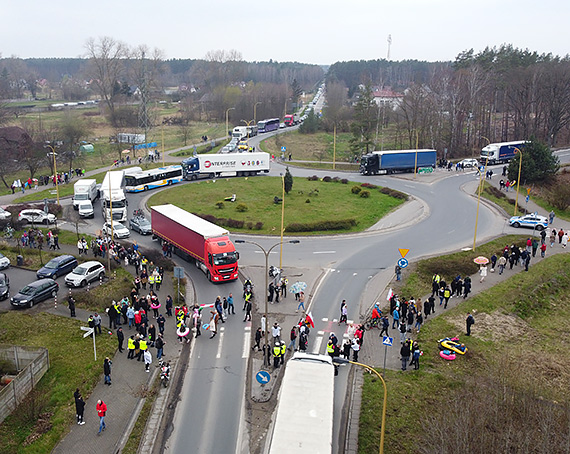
left=353, top=272, right=357, bottom=276
left=318, top=330, right=325, bottom=335
left=312, top=336, right=323, bottom=354
left=242, top=332, right=251, bottom=358
left=216, top=331, right=224, bottom=359
left=347, top=319, right=354, bottom=325
left=322, top=318, right=329, bottom=322
left=313, top=251, right=336, bottom=254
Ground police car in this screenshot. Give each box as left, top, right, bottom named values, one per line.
left=508, top=213, right=548, bottom=231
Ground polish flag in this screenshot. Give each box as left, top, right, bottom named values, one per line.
left=386, top=288, right=394, bottom=301
left=305, top=312, right=315, bottom=328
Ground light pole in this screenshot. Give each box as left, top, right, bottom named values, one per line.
left=234, top=239, right=300, bottom=366
left=513, top=147, right=523, bottom=216
left=225, top=107, right=235, bottom=139
left=334, top=358, right=387, bottom=454
left=473, top=136, right=491, bottom=250
left=106, top=162, right=115, bottom=272
left=279, top=173, right=285, bottom=268
left=45, top=145, right=59, bottom=205
left=254, top=102, right=262, bottom=124
left=413, top=130, right=419, bottom=179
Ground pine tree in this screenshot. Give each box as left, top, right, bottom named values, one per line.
left=284, top=167, right=293, bottom=194
left=349, top=85, right=377, bottom=157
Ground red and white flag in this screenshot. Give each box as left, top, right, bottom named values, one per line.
left=386, top=288, right=394, bottom=301
left=305, top=312, right=315, bottom=328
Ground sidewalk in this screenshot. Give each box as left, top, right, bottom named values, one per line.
left=50, top=255, right=193, bottom=454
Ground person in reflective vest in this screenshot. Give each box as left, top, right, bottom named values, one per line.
left=327, top=340, right=335, bottom=358
left=127, top=336, right=136, bottom=359
left=280, top=341, right=286, bottom=364
left=155, top=273, right=162, bottom=291
left=273, top=342, right=282, bottom=368
left=137, top=338, right=148, bottom=361
left=148, top=274, right=155, bottom=291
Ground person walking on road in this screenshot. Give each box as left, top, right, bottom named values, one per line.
left=288, top=325, right=298, bottom=351
left=479, top=264, right=488, bottom=283
left=466, top=313, right=475, bottom=336
left=144, top=348, right=152, bottom=372
left=116, top=327, right=124, bottom=353
left=296, top=291, right=305, bottom=312
left=392, top=306, right=400, bottom=329
left=549, top=210, right=555, bottom=224
left=271, top=322, right=282, bottom=343
left=74, top=389, right=85, bottom=425
left=227, top=293, right=235, bottom=315
left=463, top=276, right=472, bottom=298
left=96, top=400, right=107, bottom=434
left=379, top=316, right=389, bottom=337
left=243, top=299, right=252, bottom=322
left=252, top=327, right=262, bottom=351
left=395, top=264, right=402, bottom=281
left=103, top=357, right=112, bottom=385
left=351, top=338, right=360, bottom=362
left=339, top=300, right=348, bottom=325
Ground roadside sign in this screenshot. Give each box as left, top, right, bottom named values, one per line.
left=398, top=248, right=409, bottom=258
left=382, top=336, right=393, bottom=346
left=281, top=146, right=286, bottom=152
left=174, top=267, right=185, bottom=279
left=397, top=258, right=409, bottom=269
left=527, top=188, right=531, bottom=195
left=80, top=326, right=94, bottom=338
left=526, top=195, right=529, bottom=203
left=256, top=370, right=271, bottom=384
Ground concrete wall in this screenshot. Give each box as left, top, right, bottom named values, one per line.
left=0, top=346, right=50, bottom=424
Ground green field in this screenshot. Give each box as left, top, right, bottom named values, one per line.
left=147, top=176, right=405, bottom=235
left=360, top=249, right=570, bottom=453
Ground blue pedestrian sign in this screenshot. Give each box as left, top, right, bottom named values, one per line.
left=281, top=146, right=286, bottom=152
left=397, top=258, right=409, bottom=269
left=382, top=336, right=393, bottom=347
left=256, top=370, right=271, bottom=384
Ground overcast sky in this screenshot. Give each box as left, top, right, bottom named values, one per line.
left=2, top=0, right=568, bottom=64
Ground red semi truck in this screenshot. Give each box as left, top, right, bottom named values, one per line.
left=151, top=204, right=239, bottom=282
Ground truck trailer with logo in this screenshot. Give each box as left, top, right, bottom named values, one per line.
left=181, top=152, right=270, bottom=180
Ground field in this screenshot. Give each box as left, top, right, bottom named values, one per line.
left=146, top=176, right=406, bottom=235
left=360, top=248, right=570, bottom=453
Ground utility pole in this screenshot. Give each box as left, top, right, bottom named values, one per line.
left=387, top=35, right=392, bottom=61
left=138, top=50, right=151, bottom=144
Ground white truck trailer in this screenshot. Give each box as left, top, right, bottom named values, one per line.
left=181, top=152, right=270, bottom=180
left=72, top=179, right=98, bottom=209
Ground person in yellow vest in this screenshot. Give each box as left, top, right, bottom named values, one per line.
left=280, top=341, right=287, bottom=365
left=137, top=337, right=148, bottom=361
left=141, top=257, right=148, bottom=272
left=273, top=341, right=282, bottom=368
left=127, top=335, right=136, bottom=359
left=155, top=273, right=162, bottom=291
left=148, top=273, right=155, bottom=292
left=326, top=339, right=335, bottom=358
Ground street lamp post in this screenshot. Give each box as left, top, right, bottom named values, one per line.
left=279, top=174, right=285, bottom=269
left=235, top=239, right=300, bottom=366
left=254, top=102, right=262, bottom=125
left=513, top=147, right=523, bottom=216
left=334, top=358, right=387, bottom=454
left=105, top=163, right=116, bottom=272
left=45, top=145, right=59, bottom=205
left=225, top=107, right=235, bottom=139
left=473, top=136, right=491, bottom=250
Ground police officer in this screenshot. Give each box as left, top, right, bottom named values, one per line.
left=273, top=341, right=282, bottom=368
left=280, top=340, right=286, bottom=365
left=127, top=335, right=136, bottom=359
left=137, top=337, right=148, bottom=361
left=155, top=273, right=162, bottom=291
left=148, top=273, right=155, bottom=292
left=326, top=340, right=335, bottom=358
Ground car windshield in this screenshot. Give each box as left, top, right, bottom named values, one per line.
left=137, top=219, right=150, bottom=226
left=44, top=259, right=60, bottom=269
left=0, top=276, right=6, bottom=285
left=72, top=266, right=88, bottom=276
left=213, top=252, right=238, bottom=266
left=19, top=285, right=36, bottom=296
left=79, top=203, right=92, bottom=209
left=0, top=253, right=5, bottom=259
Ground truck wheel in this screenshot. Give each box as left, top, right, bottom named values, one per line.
left=191, top=175, right=198, bottom=181
left=209, top=173, right=215, bottom=179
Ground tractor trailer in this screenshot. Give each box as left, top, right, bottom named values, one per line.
left=181, top=152, right=270, bottom=180
left=151, top=204, right=239, bottom=282
left=360, top=149, right=437, bottom=175
left=101, top=170, right=128, bottom=222
left=480, top=140, right=527, bottom=165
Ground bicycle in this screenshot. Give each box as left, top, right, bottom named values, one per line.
left=3, top=225, right=14, bottom=239
left=133, top=209, right=143, bottom=217
left=364, top=316, right=382, bottom=330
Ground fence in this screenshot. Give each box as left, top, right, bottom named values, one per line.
left=0, top=346, right=50, bottom=424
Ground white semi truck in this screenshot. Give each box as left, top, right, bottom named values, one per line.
left=181, top=152, right=270, bottom=180
left=101, top=170, right=128, bottom=222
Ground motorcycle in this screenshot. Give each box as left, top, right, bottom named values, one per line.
left=269, top=265, right=281, bottom=278
left=159, top=360, right=171, bottom=388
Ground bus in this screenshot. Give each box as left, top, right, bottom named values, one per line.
left=267, top=353, right=335, bottom=454
left=124, top=165, right=183, bottom=192
left=257, top=118, right=280, bottom=134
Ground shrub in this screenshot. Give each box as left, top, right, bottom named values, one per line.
left=226, top=218, right=244, bottom=228
left=360, top=190, right=370, bottom=198
left=254, top=222, right=263, bottom=230
left=285, top=219, right=357, bottom=232
left=379, top=187, right=409, bottom=200
left=361, top=182, right=378, bottom=189
left=246, top=222, right=253, bottom=230
left=352, top=186, right=362, bottom=194
left=215, top=201, right=225, bottom=209
left=307, top=175, right=319, bottom=181
left=306, top=199, right=311, bottom=203
left=235, top=203, right=248, bottom=212
left=332, top=177, right=340, bottom=183
left=323, top=176, right=332, bottom=182
left=341, top=179, right=348, bottom=184
left=484, top=185, right=506, bottom=199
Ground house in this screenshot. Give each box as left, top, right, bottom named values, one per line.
left=372, top=88, right=403, bottom=110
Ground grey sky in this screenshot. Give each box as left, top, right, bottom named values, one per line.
left=2, top=0, right=568, bottom=64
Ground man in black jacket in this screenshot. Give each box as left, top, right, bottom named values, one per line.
left=466, top=313, right=475, bottom=336
left=117, top=327, right=124, bottom=352
left=400, top=340, right=411, bottom=371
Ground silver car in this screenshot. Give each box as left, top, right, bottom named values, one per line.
left=18, top=209, right=56, bottom=224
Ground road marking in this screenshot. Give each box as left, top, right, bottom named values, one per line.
left=312, top=336, right=323, bottom=354
left=313, top=251, right=336, bottom=254
left=353, top=272, right=357, bottom=276
left=448, top=229, right=455, bottom=234
left=216, top=331, right=224, bottom=359
left=242, top=331, right=250, bottom=358
left=318, top=330, right=325, bottom=335
left=404, top=184, right=415, bottom=188
left=322, top=318, right=329, bottom=322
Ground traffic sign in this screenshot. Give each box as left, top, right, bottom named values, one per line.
left=281, top=146, right=286, bottom=152
left=382, top=336, right=393, bottom=346
left=397, top=258, right=409, bottom=269
left=527, top=187, right=531, bottom=195
left=174, top=267, right=185, bottom=278
left=525, top=195, right=530, bottom=203
left=80, top=326, right=94, bottom=338
left=398, top=248, right=409, bottom=258
left=256, top=370, right=271, bottom=384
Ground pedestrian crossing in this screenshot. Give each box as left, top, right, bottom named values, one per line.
left=311, top=318, right=354, bottom=354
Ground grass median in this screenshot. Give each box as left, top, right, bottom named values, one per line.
left=359, top=246, right=570, bottom=453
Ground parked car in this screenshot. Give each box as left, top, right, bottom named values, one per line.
left=0, top=207, right=11, bottom=220
left=0, top=252, right=10, bottom=270
left=509, top=213, right=548, bottom=230
left=36, top=254, right=78, bottom=279
left=129, top=216, right=152, bottom=235
left=459, top=158, right=479, bottom=168
left=10, top=278, right=59, bottom=308
left=78, top=201, right=94, bottom=218
left=65, top=261, right=106, bottom=288
left=102, top=221, right=130, bottom=239
left=0, top=272, right=9, bottom=300
left=18, top=209, right=56, bottom=224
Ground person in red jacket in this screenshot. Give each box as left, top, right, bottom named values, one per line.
left=96, top=400, right=107, bottom=434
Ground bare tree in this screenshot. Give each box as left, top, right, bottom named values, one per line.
left=0, top=126, right=29, bottom=188
left=58, top=112, right=91, bottom=173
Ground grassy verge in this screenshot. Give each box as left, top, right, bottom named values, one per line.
left=147, top=176, right=405, bottom=235
left=71, top=267, right=135, bottom=312
left=0, top=312, right=116, bottom=454
left=393, top=234, right=529, bottom=299
left=171, top=138, right=229, bottom=157
left=122, top=377, right=159, bottom=454
left=360, top=250, right=570, bottom=453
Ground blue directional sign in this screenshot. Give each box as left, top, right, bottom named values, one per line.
left=397, top=258, right=409, bottom=269
left=256, top=370, right=271, bottom=384
left=281, top=146, right=286, bottom=152
left=382, top=336, right=393, bottom=347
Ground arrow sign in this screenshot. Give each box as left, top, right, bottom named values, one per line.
left=256, top=370, right=271, bottom=384
left=81, top=326, right=94, bottom=338
left=397, top=258, right=409, bottom=269
left=398, top=248, right=409, bottom=258
left=281, top=146, right=286, bottom=152
left=382, top=336, right=393, bottom=346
